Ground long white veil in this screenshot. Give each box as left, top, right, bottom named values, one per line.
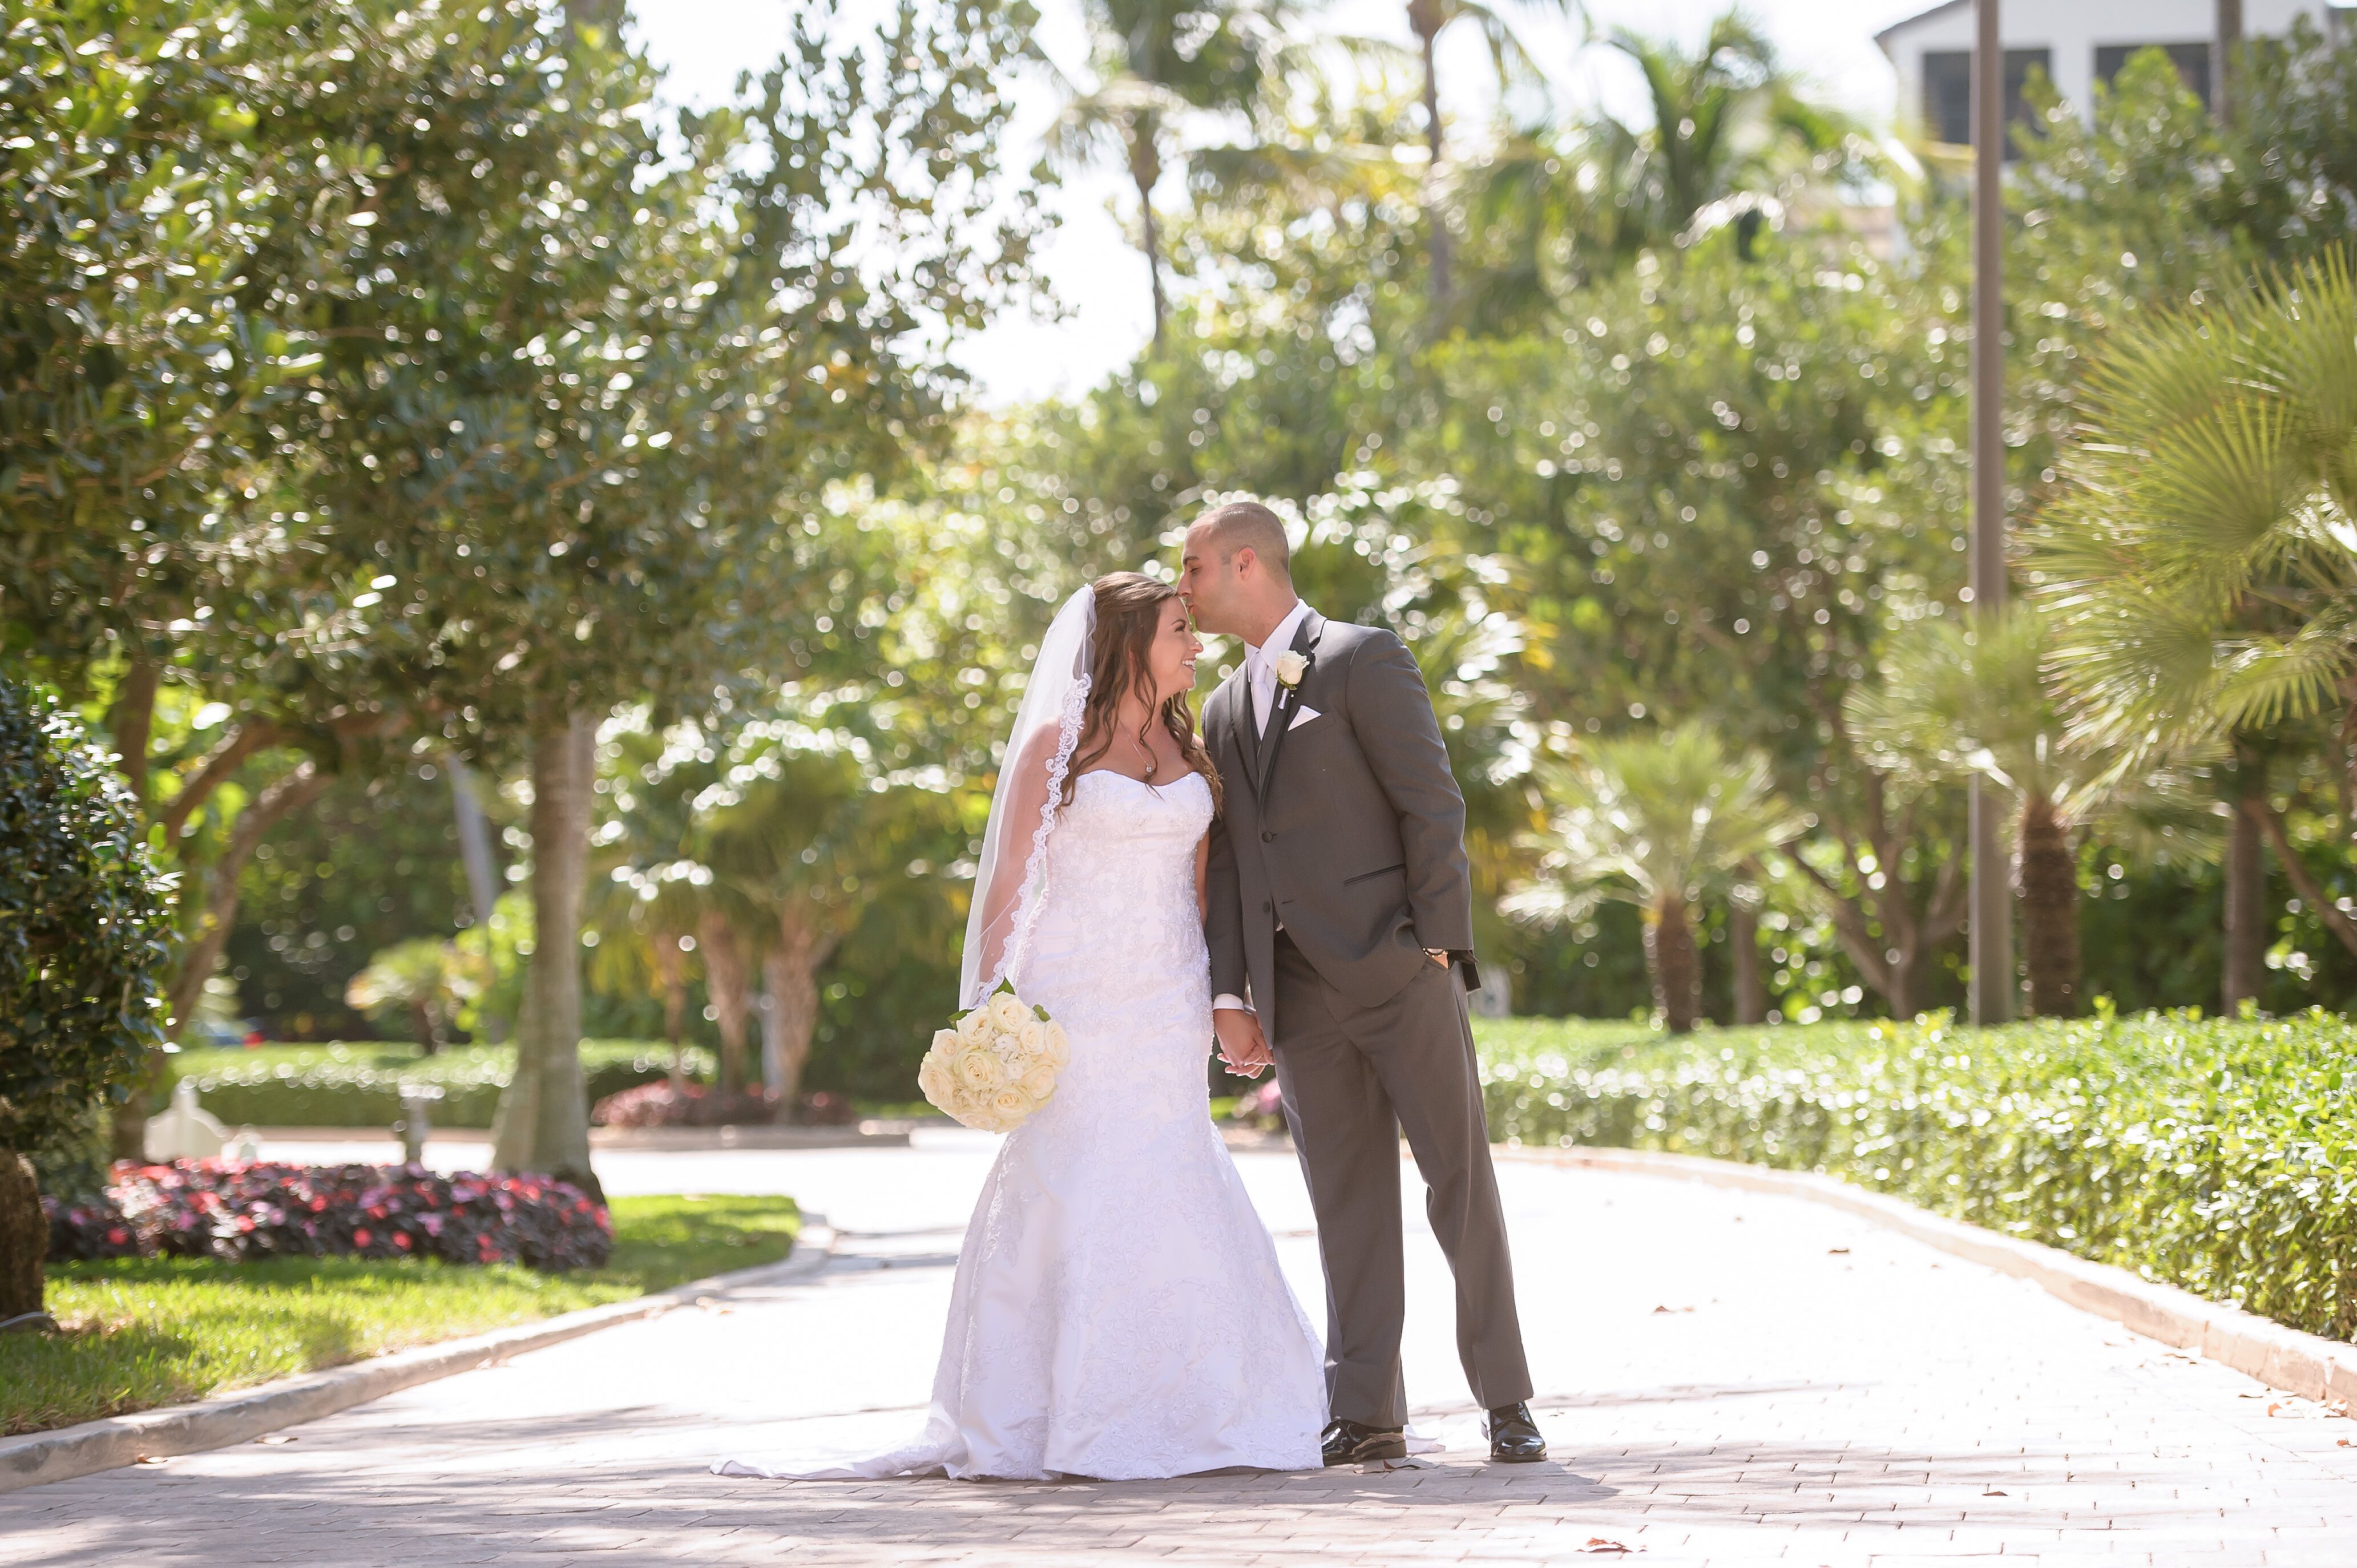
left=958, top=584, right=1096, bottom=1009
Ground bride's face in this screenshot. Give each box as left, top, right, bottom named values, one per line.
left=1145, top=599, right=1205, bottom=702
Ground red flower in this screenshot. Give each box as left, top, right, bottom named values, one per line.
left=107, top=1227, right=128, bottom=1245
left=354, top=1227, right=373, bottom=1247
left=393, top=1232, right=413, bottom=1250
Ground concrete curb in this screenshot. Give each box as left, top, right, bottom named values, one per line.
left=1507, top=1145, right=2357, bottom=1413
left=0, top=1217, right=838, bottom=1495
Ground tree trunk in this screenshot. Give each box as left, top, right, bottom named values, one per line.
left=654, top=936, right=688, bottom=1092
left=2015, top=792, right=2081, bottom=1017
left=699, top=908, right=753, bottom=1094
left=760, top=914, right=840, bottom=1120
left=1729, top=892, right=1765, bottom=1025
left=107, top=657, right=159, bottom=815
left=1412, top=9, right=1451, bottom=305
left=491, top=711, right=602, bottom=1202
left=112, top=758, right=330, bottom=1159
left=2223, top=755, right=2267, bottom=1012
left=0, top=1152, right=43, bottom=1325
left=2215, top=0, right=2243, bottom=124
left=1646, top=894, right=1701, bottom=1033
left=1129, top=122, right=1168, bottom=345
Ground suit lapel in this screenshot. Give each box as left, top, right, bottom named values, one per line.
left=1253, top=609, right=1324, bottom=805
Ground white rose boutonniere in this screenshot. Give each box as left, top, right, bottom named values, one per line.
left=1272, top=650, right=1309, bottom=690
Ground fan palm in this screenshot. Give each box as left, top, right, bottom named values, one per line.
left=2031, top=246, right=2357, bottom=957
left=1506, top=722, right=1801, bottom=1032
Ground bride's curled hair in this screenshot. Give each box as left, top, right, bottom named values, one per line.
left=1065, top=572, right=1222, bottom=814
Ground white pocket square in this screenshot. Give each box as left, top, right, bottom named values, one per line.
left=1287, top=705, right=1323, bottom=732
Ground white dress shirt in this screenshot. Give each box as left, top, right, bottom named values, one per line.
left=1214, top=600, right=1313, bottom=1018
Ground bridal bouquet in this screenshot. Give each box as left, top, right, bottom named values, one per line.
left=918, top=983, right=1070, bottom=1133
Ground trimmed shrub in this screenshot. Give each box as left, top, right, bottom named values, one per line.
left=168, top=1040, right=713, bottom=1129
left=45, top=1161, right=610, bottom=1270
left=1476, top=1012, right=2357, bottom=1341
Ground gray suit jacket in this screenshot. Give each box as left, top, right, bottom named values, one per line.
left=1204, top=608, right=1476, bottom=1042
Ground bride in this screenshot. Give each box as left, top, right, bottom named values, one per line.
left=719, top=572, right=1327, bottom=1481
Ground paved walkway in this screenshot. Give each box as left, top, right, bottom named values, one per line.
left=7, top=1132, right=2356, bottom=1566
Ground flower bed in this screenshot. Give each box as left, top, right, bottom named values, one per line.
left=1475, top=1011, right=2357, bottom=1342
left=45, top=1161, right=611, bottom=1271
left=591, top=1082, right=781, bottom=1127
left=167, top=1040, right=712, bottom=1129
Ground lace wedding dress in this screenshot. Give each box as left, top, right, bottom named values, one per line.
left=716, top=768, right=1327, bottom=1481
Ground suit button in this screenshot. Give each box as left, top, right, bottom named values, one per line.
left=1261, top=830, right=1274, bottom=842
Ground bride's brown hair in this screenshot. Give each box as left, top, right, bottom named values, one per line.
left=1063, top=572, right=1222, bottom=814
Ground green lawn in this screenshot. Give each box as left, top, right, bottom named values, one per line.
left=3, top=1194, right=799, bottom=1438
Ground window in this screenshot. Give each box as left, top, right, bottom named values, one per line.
left=1922, top=47, right=2055, bottom=159
left=2094, top=42, right=2213, bottom=109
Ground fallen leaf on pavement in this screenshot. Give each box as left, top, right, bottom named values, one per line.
left=1827, top=1247, right=1850, bottom=1255
left=1580, top=1540, right=1634, bottom=1554
left=1982, top=1488, right=2007, bottom=1496
left=1650, top=1304, right=1693, bottom=1314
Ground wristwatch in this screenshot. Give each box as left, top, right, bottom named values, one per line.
left=1425, top=947, right=1450, bottom=967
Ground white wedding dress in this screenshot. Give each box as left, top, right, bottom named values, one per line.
left=717, top=768, right=1327, bottom=1481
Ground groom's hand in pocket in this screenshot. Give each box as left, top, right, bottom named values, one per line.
left=1214, top=1007, right=1273, bottom=1079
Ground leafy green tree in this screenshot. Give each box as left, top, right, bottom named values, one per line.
left=1506, top=721, right=1799, bottom=1032
left=0, top=679, right=173, bottom=1324
left=286, top=2, right=1042, bottom=1189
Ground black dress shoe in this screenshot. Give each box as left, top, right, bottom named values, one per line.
left=1485, top=1402, right=1546, bottom=1463
left=1321, top=1418, right=1408, bottom=1466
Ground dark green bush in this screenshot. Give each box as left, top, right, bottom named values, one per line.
left=0, top=679, right=174, bottom=1152
left=1476, top=1012, right=2357, bottom=1341
left=169, top=1040, right=714, bottom=1129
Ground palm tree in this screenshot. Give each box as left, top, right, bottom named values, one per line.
left=1845, top=611, right=2088, bottom=1017
left=1401, top=0, right=1572, bottom=302
left=1506, top=722, right=1801, bottom=1032
left=1455, top=11, right=1865, bottom=325
left=1047, top=0, right=1297, bottom=343
left=2031, top=248, right=2357, bottom=964
left=692, top=720, right=946, bottom=1113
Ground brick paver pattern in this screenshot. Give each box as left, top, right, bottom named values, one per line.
left=6, top=1132, right=2355, bottom=1566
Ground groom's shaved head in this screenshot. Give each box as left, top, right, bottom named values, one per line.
left=1196, top=500, right=1291, bottom=583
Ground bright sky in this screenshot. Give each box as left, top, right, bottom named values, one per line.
left=629, top=0, right=1934, bottom=407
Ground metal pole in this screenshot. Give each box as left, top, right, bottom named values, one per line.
left=1969, top=0, right=2015, bottom=1027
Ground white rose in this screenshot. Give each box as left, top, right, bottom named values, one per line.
left=917, top=1058, right=947, bottom=1103
left=1272, top=650, right=1309, bottom=689
left=956, top=1007, right=992, bottom=1044
left=1044, top=1022, right=1071, bottom=1068
left=1016, top=1018, right=1047, bottom=1053
left=1018, top=1064, right=1058, bottom=1099
left=956, top=1049, right=999, bottom=1088
left=989, top=993, right=1028, bottom=1032
left=988, top=1086, right=1030, bottom=1121
left=930, top=1028, right=959, bottom=1056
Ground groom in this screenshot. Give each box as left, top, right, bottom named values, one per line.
left=1180, top=499, right=1544, bottom=1466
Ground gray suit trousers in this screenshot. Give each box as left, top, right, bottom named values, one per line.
left=1271, top=931, right=1534, bottom=1427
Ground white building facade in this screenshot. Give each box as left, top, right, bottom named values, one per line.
left=1878, top=0, right=2349, bottom=151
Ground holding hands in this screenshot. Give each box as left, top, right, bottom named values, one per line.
left=1213, top=1007, right=1274, bottom=1080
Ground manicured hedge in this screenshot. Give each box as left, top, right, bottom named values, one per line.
left=45, top=1161, right=611, bottom=1270
left=1475, top=1011, right=2357, bottom=1341
left=166, top=1040, right=714, bottom=1129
